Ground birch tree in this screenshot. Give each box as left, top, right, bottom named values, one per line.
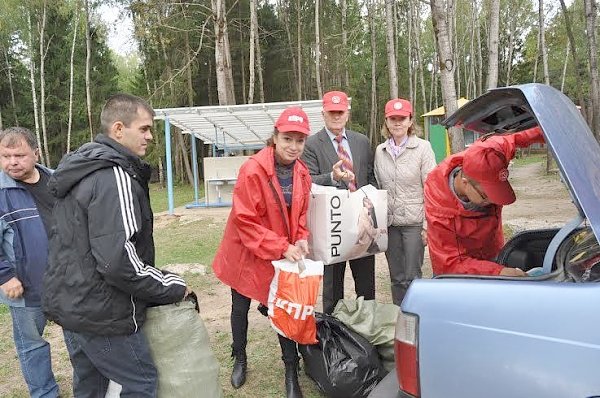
left=431, top=0, right=464, bottom=152
left=84, top=0, right=93, bottom=141
left=67, top=2, right=79, bottom=153
left=315, top=0, right=322, bottom=98
left=385, top=0, right=398, bottom=98
left=584, top=0, right=600, bottom=138
left=26, top=11, right=43, bottom=160
left=38, top=0, right=50, bottom=165
left=559, top=0, right=587, bottom=121
left=2, top=47, right=19, bottom=126
left=248, top=0, right=257, bottom=103
left=539, top=0, right=550, bottom=85
left=486, top=0, right=500, bottom=89
left=211, top=0, right=236, bottom=105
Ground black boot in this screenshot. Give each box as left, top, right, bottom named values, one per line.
left=230, top=350, right=247, bottom=389
left=284, top=360, right=303, bottom=398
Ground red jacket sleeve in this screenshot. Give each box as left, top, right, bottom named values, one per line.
left=231, top=168, right=289, bottom=261
left=479, top=126, right=545, bottom=161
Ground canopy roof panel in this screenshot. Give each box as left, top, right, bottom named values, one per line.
left=154, top=100, right=327, bottom=150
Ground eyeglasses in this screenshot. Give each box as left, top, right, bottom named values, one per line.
left=469, top=180, right=489, bottom=202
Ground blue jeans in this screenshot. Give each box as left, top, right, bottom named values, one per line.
left=10, top=306, right=59, bottom=398
left=63, top=329, right=157, bottom=398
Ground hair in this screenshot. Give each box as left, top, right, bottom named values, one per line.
left=100, top=93, right=155, bottom=134
left=0, top=126, right=38, bottom=150
left=380, top=117, right=423, bottom=139
left=266, top=128, right=279, bottom=147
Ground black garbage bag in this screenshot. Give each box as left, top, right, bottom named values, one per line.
left=299, top=312, right=386, bottom=398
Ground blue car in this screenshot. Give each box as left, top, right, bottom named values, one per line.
left=369, top=83, right=600, bottom=398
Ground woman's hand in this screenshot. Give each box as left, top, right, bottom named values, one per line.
left=283, top=244, right=304, bottom=262
left=295, top=240, right=309, bottom=255
left=421, top=229, right=428, bottom=246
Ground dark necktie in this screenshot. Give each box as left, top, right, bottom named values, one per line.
left=335, top=135, right=357, bottom=192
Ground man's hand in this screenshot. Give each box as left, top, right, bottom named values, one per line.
left=283, top=244, right=303, bottom=262
left=499, top=267, right=527, bottom=277
left=295, top=240, right=309, bottom=256
left=332, top=160, right=355, bottom=182
left=183, top=286, right=193, bottom=299
left=1, top=277, right=24, bottom=299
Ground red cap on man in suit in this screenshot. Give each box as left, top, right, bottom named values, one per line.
left=322, top=91, right=350, bottom=112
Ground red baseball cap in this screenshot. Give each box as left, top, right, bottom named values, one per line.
left=462, top=142, right=516, bottom=206
left=322, top=91, right=350, bottom=112
left=385, top=98, right=412, bottom=118
left=275, top=107, right=311, bottom=135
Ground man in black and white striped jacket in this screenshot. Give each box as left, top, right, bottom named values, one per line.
left=43, top=93, right=190, bottom=398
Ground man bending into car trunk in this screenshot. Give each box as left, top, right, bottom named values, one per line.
left=424, top=127, right=545, bottom=276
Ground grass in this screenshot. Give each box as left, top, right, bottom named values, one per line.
left=512, top=152, right=546, bottom=167
left=154, top=217, right=224, bottom=267
left=150, top=182, right=204, bottom=213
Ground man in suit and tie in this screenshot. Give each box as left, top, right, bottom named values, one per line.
left=302, top=90, right=378, bottom=314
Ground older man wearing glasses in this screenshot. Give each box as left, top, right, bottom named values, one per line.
left=423, top=126, right=544, bottom=276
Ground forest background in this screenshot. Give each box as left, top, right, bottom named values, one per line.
left=0, top=0, right=599, bottom=185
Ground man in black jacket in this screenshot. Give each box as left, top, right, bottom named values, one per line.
left=43, top=94, right=190, bottom=397
left=302, top=90, right=378, bottom=314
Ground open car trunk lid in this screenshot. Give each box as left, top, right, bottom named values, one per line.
left=442, top=83, right=600, bottom=244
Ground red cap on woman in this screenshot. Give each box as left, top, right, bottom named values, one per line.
left=275, top=107, right=311, bottom=135
left=385, top=98, right=413, bottom=118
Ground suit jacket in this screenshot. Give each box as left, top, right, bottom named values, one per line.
left=302, top=128, right=377, bottom=189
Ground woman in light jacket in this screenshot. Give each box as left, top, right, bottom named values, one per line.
left=212, top=107, right=312, bottom=398
left=374, top=98, right=436, bottom=305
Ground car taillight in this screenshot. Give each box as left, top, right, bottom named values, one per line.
left=395, top=311, right=419, bottom=397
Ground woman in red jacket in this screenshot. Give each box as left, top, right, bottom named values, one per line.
left=212, top=107, right=312, bottom=398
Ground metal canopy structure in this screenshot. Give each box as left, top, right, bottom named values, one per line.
left=153, top=99, right=327, bottom=213
left=154, top=99, right=326, bottom=152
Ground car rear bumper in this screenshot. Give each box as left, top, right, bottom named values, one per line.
left=367, top=368, right=415, bottom=398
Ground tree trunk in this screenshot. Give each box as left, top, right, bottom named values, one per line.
left=238, top=4, right=247, bottom=104
left=385, top=0, right=398, bottom=98
left=486, top=0, right=500, bottom=89
left=559, top=0, right=588, bottom=121
left=341, top=0, right=349, bottom=89
left=67, top=2, right=80, bottom=153
left=584, top=0, right=600, bottom=139
left=256, top=36, right=265, bottom=103
left=84, top=0, right=93, bottom=142
left=561, top=45, right=569, bottom=92
left=315, top=0, right=323, bottom=98
left=538, top=0, right=552, bottom=172
left=27, top=11, right=43, bottom=162
left=505, top=17, right=515, bottom=85
left=212, top=0, right=236, bottom=105
left=413, top=2, right=427, bottom=115
left=2, top=48, right=19, bottom=126
left=39, top=0, right=50, bottom=166
left=431, top=0, right=464, bottom=152
left=185, top=31, right=194, bottom=107
left=296, top=0, right=302, bottom=100
left=368, top=0, right=377, bottom=147
left=157, top=11, right=194, bottom=186
left=539, top=0, right=550, bottom=86
left=248, top=0, right=257, bottom=104
left=476, top=12, right=483, bottom=96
